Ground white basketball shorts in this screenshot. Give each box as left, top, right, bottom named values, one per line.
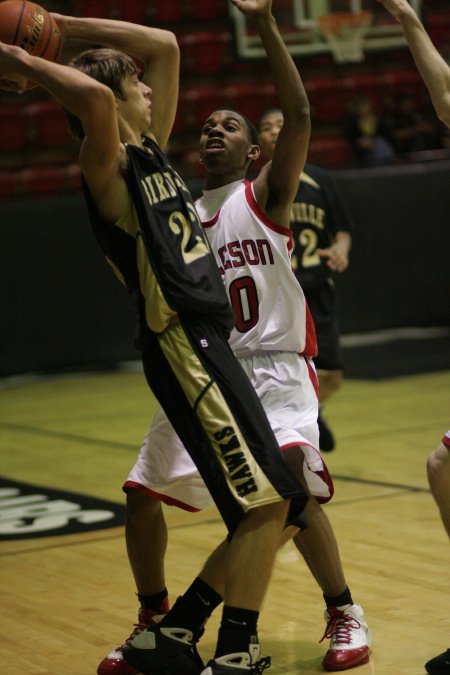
left=124, top=351, right=334, bottom=510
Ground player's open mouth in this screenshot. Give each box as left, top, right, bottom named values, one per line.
left=205, top=140, right=225, bottom=154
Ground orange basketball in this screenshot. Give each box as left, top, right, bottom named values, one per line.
left=0, top=0, right=62, bottom=90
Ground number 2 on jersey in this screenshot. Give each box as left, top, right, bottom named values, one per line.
left=292, top=228, right=321, bottom=269
left=168, top=204, right=210, bottom=265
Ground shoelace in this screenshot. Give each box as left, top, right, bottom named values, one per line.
left=119, top=612, right=166, bottom=651
left=120, top=618, right=152, bottom=650
left=252, top=656, right=271, bottom=673
left=319, top=612, right=361, bottom=646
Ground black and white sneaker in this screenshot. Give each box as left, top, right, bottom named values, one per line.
left=200, top=644, right=271, bottom=674
left=425, top=649, right=450, bottom=675
left=123, top=624, right=204, bottom=675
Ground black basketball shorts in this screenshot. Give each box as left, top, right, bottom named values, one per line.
left=304, top=280, right=343, bottom=372
left=140, top=317, right=308, bottom=534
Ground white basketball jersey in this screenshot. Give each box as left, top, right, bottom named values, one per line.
left=196, top=180, right=317, bottom=357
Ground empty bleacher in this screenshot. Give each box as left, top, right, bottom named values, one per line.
left=0, top=0, right=448, bottom=199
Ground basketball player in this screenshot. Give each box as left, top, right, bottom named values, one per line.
left=426, top=430, right=450, bottom=672
left=258, top=108, right=352, bottom=453
left=425, top=429, right=450, bottom=675
left=0, top=5, right=310, bottom=675
left=427, top=432, right=450, bottom=542
left=98, top=1, right=369, bottom=673
left=377, top=3, right=450, bottom=673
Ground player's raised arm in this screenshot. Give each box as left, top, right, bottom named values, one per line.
left=376, top=0, right=450, bottom=127
left=0, top=41, right=116, bottom=151
left=232, top=0, right=311, bottom=227
left=51, top=14, right=180, bottom=148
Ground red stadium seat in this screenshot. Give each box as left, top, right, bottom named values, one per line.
left=426, top=13, right=450, bottom=48
left=153, top=0, right=183, bottom=23
left=342, top=73, right=384, bottom=112
left=25, top=100, right=71, bottom=148
left=74, top=0, right=111, bottom=18
left=380, top=70, right=425, bottom=102
left=308, top=136, right=354, bottom=169
left=170, top=106, right=186, bottom=136
left=305, top=77, right=349, bottom=123
left=19, top=164, right=81, bottom=197
left=222, top=82, right=277, bottom=125
left=181, top=86, right=225, bottom=129
left=115, top=0, right=147, bottom=23
left=0, top=105, right=27, bottom=151
left=189, top=0, right=227, bottom=21
left=179, top=32, right=231, bottom=76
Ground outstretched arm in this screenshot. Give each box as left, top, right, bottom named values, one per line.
left=233, top=0, right=310, bottom=227
left=376, top=0, right=450, bottom=127
left=52, top=14, right=180, bottom=148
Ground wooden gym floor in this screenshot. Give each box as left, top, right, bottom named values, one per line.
left=1, top=366, right=449, bottom=674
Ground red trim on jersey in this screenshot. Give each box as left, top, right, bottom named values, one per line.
left=442, top=431, right=450, bottom=448
left=200, top=209, right=220, bottom=229
left=244, top=181, right=293, bottom=252
left=122, top=481, right=201, bottom=512
left=304, top=355, right=319, bottom=399
left=302, top=302, right=318, bottom=358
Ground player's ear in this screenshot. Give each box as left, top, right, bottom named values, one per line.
left=248, top=144, right=260, bottom=161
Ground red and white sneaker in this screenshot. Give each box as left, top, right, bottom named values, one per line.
left=97, top=606, right=167, bottom=675
left=320, top=604, right=371, bottom=671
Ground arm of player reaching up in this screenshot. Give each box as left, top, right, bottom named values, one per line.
left=51, top=14, right=180, bottom=148
left=376, top=0, right=450, bottom=127
left=0, top=41, right=123, bottom=217
left=232, top=0, right=310, bottom=227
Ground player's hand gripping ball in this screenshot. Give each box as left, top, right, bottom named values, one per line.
left=0, top=0, right=62, bottom=91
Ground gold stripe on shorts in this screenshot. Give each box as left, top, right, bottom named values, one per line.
left=158, top=323, right=283, bottom=512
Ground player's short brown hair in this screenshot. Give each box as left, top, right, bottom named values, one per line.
left=65, top=48, right=138, bottom=140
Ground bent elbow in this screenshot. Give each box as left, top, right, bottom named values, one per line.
left=82, top=84, right=115, bottom=125
left=158, top=30, right=180, bottom=58
left=90, top=83, right=115, bottom=112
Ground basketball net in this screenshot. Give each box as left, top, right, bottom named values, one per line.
left=318, top=11, right=374, bottom=63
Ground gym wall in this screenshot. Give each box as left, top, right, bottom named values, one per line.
left=1, top=161, right=449, bottom=377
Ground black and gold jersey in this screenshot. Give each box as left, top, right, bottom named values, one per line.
left=83, top=137, right=234, bottom=338
left=290, top=163, right=354, bottom=291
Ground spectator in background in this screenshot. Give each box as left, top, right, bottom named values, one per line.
left=388, top=91, right=441, bottom=155
left=345, top=94, right=395, bottom=166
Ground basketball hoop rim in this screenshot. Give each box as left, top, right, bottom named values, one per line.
left=317, top=10, right=374, bottom=38
left=317, top=10, right=374, bottom=64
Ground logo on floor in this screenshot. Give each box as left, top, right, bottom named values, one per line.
left=0, top=478, right=125, bottom=540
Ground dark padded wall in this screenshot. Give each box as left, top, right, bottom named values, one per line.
left=333, top=161, right=450, bottom=332
left=1, top=161, right=449, bottom=376
left=0, top=196, right=137, bottom=376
